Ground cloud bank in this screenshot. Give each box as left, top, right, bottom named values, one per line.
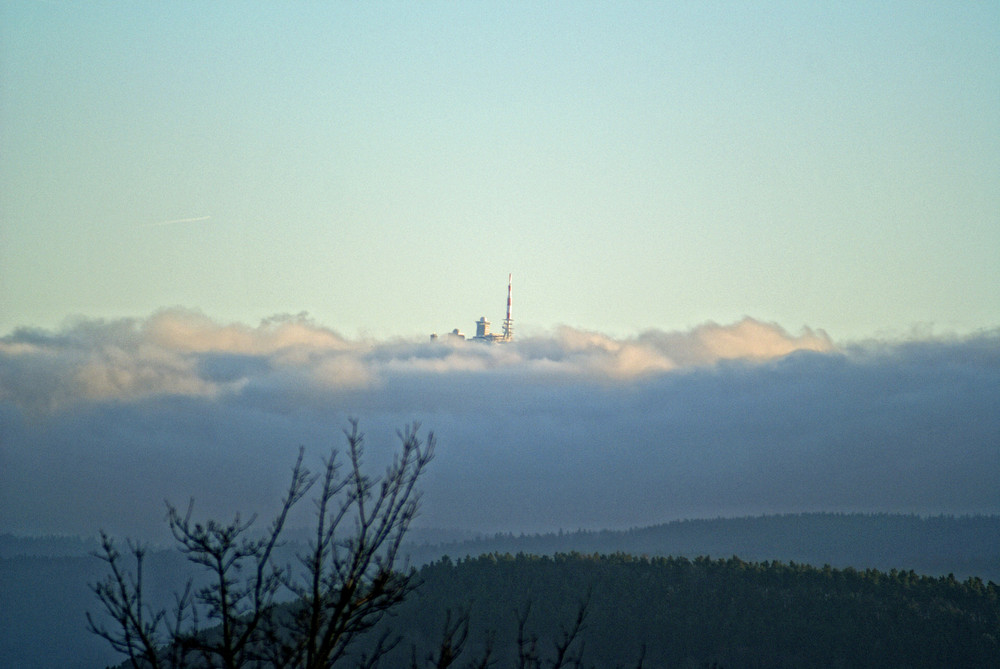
left=0, top=309, right=834, bottom=410
left=1, top=310, right=996, bottom=540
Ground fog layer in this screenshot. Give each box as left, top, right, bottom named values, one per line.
left=1, top=310, right=996, bottom=539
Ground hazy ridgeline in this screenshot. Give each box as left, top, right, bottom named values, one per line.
left=3, top=513, right=998, bottom=669
left=406, top=513, right=1000, bottom=582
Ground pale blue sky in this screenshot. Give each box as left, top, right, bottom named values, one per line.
left=2, top=1, right=998, bottom=340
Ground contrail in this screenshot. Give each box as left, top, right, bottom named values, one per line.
left=144, top=215, right=212, bottom=227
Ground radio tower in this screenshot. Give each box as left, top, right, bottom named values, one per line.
left=502, top=273, right=513, bottom=341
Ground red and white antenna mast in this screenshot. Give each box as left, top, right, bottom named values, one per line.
left=502, top=273, right=513, bottom=341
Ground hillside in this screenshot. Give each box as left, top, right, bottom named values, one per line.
left=374, top=552, right=999, bottom=668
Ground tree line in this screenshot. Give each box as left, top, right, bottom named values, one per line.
left=403, top=513, right=1000, bottom=582
left=376, top=551, right=998, bottom=668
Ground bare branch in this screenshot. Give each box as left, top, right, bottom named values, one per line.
left=515, top=601, right=540, bottom=669
left=549, top=593, right=589, bottom=669
left=86, top=532, right=166, bottom=669
left=420, top=607, right=471, bottom=669
left=89, top=422, right=435, bottom=669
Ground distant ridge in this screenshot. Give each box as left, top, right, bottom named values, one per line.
left=405, top=513, right=1000, bottom=581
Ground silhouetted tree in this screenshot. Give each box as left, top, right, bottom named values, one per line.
left=88, top=420, right=434, bottom=669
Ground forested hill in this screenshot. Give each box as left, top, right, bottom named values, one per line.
left=3, top=515, right=997, bottom=668
left=375, top=552, right=1000, bottom=669
left=406, top=513, right=1000, bottom=581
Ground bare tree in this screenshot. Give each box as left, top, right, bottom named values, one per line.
left=88, top=420, right=434, bottom=669
left=513, top=599, right=589, bottom=669
left=408, top=608, right=474, bottom=669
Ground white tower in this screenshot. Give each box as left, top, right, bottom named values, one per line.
left=476, top=316, right=490, bottom=338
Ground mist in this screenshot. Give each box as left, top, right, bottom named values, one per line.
left=1, top=309, right=997, bottom=541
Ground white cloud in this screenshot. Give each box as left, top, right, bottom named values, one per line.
left=0, top=311, right=835, bottom=410
left=143, top=308, right=353, bottom=355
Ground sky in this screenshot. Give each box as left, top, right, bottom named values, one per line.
left=2, top=1, right=998, bottom=341
left=1, top=3, right=998, bottom=541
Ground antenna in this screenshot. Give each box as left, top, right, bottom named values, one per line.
left=502, top=273, right=513, bottom=341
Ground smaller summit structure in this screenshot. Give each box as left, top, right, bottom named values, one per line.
left=431, top=274, right=514, bottom=343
